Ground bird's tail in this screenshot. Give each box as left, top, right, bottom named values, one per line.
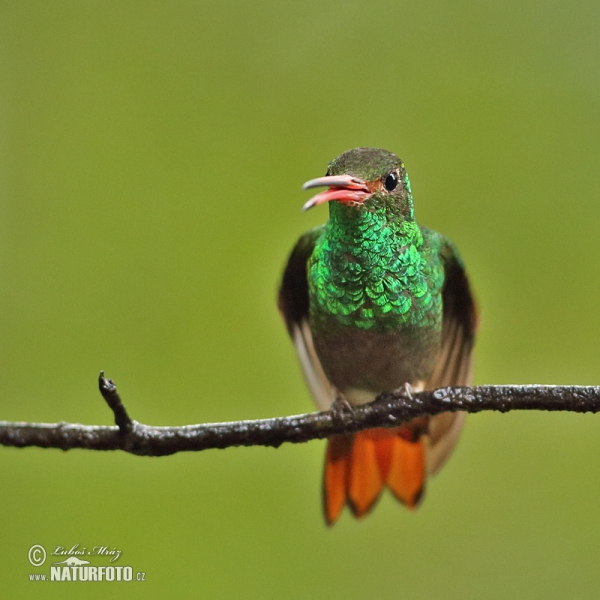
left=323, top=427, right=425, bottom=526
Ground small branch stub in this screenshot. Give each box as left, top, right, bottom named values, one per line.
left=98, top=371, right=133, bottom=433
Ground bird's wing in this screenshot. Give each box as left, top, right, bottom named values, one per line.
left=422, top=229, right=479, bottom=474
left=278, top=226, right=334, bottom=411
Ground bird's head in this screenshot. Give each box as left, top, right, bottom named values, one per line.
left=302, top=147, right=413, bottom=219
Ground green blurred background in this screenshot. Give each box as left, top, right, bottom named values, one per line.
left=2, top=1, right=600, bottom=598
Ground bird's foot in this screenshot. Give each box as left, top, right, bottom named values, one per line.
left=330, top=392, right=354, bottom=425
left=387, top=383, right=428, bottom=438
left=391, top=382, right=417, bottom=401
left=403, top=382, right=416, bottom=401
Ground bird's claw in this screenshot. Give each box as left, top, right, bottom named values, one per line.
left=330, top=393, right=354, bottom=425
left=403, top=382, right=416, bottom=401
left=391, top=382, right=417, bottom=402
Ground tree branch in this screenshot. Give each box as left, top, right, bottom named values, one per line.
left=0, top=373, right=599, bottom=456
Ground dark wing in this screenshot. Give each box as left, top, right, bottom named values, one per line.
left=278, top=226, right=334, bottom=410
left=427, top=236, right=478, bottom=389
left=278, top=227, right=321, bottom=336
left=422, top=230, right=479, bottom=473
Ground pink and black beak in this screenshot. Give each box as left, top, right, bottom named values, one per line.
left=301, top=175, right=373, bottom=212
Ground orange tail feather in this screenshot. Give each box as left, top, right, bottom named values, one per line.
left=385, top=434, right=425, bottom=508
left=323, top=434, right=352, bottom=525
left=323, top=428, right=425, bottom=525
left=347, top=431, right=384, bottom=518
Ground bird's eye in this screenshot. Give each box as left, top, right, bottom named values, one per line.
left=384, top=172, right=399, bottom=192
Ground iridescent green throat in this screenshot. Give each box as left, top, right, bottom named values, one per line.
left=308, top=196, right=445, bottom=332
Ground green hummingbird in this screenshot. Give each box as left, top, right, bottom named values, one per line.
left=278, top=147, right=477, bottom=525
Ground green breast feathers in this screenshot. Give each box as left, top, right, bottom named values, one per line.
left=308, top=203, right=445, bottom=332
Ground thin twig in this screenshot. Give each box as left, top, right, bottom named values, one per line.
left=0, top=374, right=599, bottom=456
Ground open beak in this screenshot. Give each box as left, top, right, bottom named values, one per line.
left=301, top=175, right=372, bottom=212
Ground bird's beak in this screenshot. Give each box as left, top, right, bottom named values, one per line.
left=301, top=175, right=372, bottom=212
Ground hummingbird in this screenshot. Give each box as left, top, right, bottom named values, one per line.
left=278, top=147, right=477, bottom=525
